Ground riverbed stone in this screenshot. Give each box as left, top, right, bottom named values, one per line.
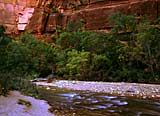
left=35, top=80, right=160, bottom=100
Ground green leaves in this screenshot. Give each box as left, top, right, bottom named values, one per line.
left=0, top=32, right=56, bottom=95
left=1, top=12, right=159, bottom=93
left=108, top=12, right=137, bottom=34
left=54, top=13, right=160, bottom=83
left=66, top=49, right=90, bottom=75
left=66, top=20, right=84, bottom=32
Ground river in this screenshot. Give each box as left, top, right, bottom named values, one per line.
left=38, top=86, right=160, bottom=116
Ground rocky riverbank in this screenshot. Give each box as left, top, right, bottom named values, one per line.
left=35, top=80, right=160, bottom=101
left=0, top=91, right=54, bottom=116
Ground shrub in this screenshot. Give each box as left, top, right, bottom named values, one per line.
left=108, top=13, right=160, bottom=83
left=55, top=30, right=117, bottom=81
left=54, top=13, right=160, bottom=83
left=108, top=12, right=137, bottom=34
left=65, top=49, right=90, bottom=76
left=20, top=33, right=56, bottom=77
left=66, top=20, right=84, bottom=32
left=0, top=32, right=56, bottom=95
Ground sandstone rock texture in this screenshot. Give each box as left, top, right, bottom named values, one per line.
left=0, top=0, right=159, bottom=35
left=60, top=0, right=159, bottom=30
left=0, top=0, right=36, bottom=34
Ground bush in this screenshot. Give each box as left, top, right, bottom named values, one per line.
left=66, top=20, right=84, bottom=32
left=20, top=33, right=56, bottom=77
left=108, top=13, right=160, bottom=83
left=55, top=29, right=117, bottom=81
left=0, top=32, right=55, bottom=95
left=65, top=49, right=90, bottom=76
left=54, top=13, right=160, bottom=83
left=108, top=12, right=137, bottom=34
left=1, top=12, right=159, bottom=91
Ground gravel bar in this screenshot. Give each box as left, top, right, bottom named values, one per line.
left=35, top=80, right=160, bottom=100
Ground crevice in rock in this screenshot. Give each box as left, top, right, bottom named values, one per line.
left=43, top=13, right=50, bottom=33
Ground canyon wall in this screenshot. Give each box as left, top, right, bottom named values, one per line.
left=27, top=0, right=160, bottom=35
left=60, top=0, right=159, bottom=30
left=0, top=0, right=159, bottom=35
left=0, top=0, right=36, bottom=34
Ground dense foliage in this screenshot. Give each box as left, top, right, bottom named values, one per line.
left=0, top=13, right=160, bottom=95
left=54, top=13, right=160, bottom=83
left=0, top=29, right=55, bottom=95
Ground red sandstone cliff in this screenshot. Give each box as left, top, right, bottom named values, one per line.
left=0, top=0, right=159, bottom=35
left=0, top=0, right=36, bottom=34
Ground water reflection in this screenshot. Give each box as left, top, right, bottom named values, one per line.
left=38, top=86, right=160, bottom=116
left=59, top=93, right=78, bottom=98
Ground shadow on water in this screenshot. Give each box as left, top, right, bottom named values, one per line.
left=38, top=86, right=160, bottom=116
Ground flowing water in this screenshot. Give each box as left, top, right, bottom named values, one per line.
left=38, top=86, right=160, bottom=116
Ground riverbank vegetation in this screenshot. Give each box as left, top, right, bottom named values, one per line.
left=0, top=13, right=160, bottom=95
left=55, top=13, right=160, bottom=83
left=0, top=28, right=55, bottom=95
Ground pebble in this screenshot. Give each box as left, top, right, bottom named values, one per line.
left=35, top=80, right=160, bottom=100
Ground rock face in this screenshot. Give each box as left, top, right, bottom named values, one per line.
left=59, top=0, right=159, bottom=30
left=0, top=0, right=159, bottom=35
left=0, top=0, right=36, bottom=34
